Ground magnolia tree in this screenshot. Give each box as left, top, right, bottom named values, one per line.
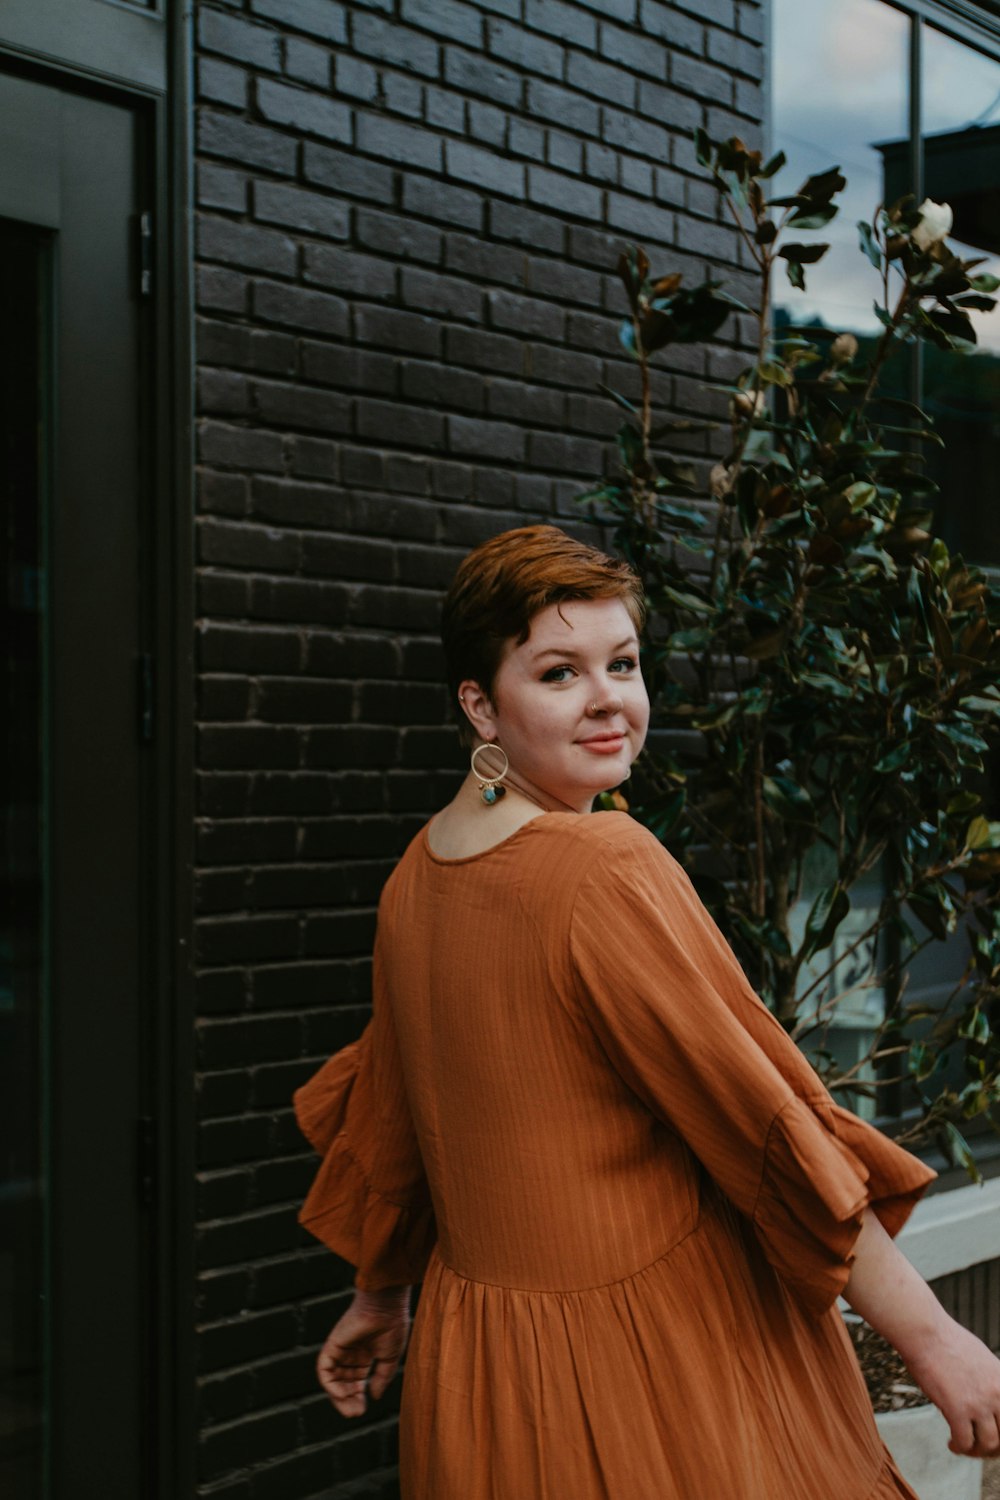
left=581, top=130, right=1000, bottom=1172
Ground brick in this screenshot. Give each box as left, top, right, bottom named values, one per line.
left=198, top=724, right=301, bottom=770
left=424, top=85, right=466, bottom=133
left=584, top=140, right=620, bottom=184
left=486, top=17, right=565, bottom=76
left=383, top=70, right=424, bottom=118
left=290, top=437, right=340, bottom=483
left=352, top=15, right=441, bottom=78
left=300, top=532, right=396, bottom=582
left=300, top=344, right=395, bottom=394
left=445, top=324, right=525, bottom=375
left=355, top=305, right=442, bottom=358
left=198, top=162, right=249, bottom=213
left=444, top=139, right=525, bottom=199
left=636, top=77, right=702, bottom=133
left=356, top=400, right=446, bottom=451
left=302, top=141, right=394, bottom=205
left=283, top=35, right=331, bottom=87
left=486, top=377, right=564, bottom=425
left=468, top=100, right=508, bottom=147
left=443, top=46, right=522, bottom=107
left=198, top=675, right=251, bottom=720
left=707, top=25, right=763, bottom=77
left=256, top=78, right=353, bottom=144
left=253, top=281, right=349, bottom=337
left=526, top=77, right=599, bottom=136
left=198, top=10, right=282, bottom=71
left=488, top=288, right=564, bottom=341
left=194, top=267, right=248, bottom=316
left=401, top=0, right=483, bottom=46
left=254, top=180, right=350, bottom=239
left=527, top=165, right=602, bottom=219
left=545, top=129, right=582, bottom=175
left=402, top=266, right=483, bottom=322
left=198, top=113, right=297, bottom=175
left=577, top=0, right=637, bottom=16
left=401, top=360, right=484, bottom=411
left=402, top=175, right=484, bottom=232
left=198, top=624, right=301, bottom=674
left=565, top=51, right=636, bottom=108
left=356, top=112, right=442, bottom=171
left=198, top=518, right=300, bottom=571
left=303, top=244, right=396, bottom=298
left=671, top=50, right=734, bottom=106
left=489, top=199, right=565, bottom=253
left=332, top=53, right=379, bottom=103
left=601, top=22, right=668, bottom=78
left=198, top=217, right=297, bottom=277
left=356, top=208, right=442, bottom=264
left=525, top=0, right=597, bottom=47
left=525, top=254, right=602, bottom=304
left=197, top=469, right=249, bottom=516
left=249, top=0, right=348, bottom=43
left=198, top=423, right=285, bottom=474
left=447, top=414, right=526, bottom=462
left=198, top=58, right=249, bottom=110
left=508, top=117, right=546, bottom=161
left=601, top=104, right=671, bottom=160
left=527, top=430, right=605, bottom=473
left=621, top=156, right=654, bottom=197
left=638, top=0, right=704, bottom=50
left=527, top=341, right=602, bottom=387
left=737, top=1, right=765, bottom=43
left=252, top=380, right=352, bottom=436
left=198, top=370, right=251, bottom=417
left=444, top=234, right=526, bottom=288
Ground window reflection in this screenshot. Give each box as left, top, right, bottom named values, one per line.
left=773, top=0, right=1000, bottom=565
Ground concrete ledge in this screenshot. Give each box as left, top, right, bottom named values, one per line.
left=896, top=1175, right=1000, bottom=1281
left=876, top=1404, right=982, bottom=1499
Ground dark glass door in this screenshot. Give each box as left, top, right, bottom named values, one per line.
left=0, top=73, right=152, bottom=1499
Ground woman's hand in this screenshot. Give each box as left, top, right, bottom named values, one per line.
left=844, top=1207, right=1000, bottom=1458
left=316, top=1285, right=412, bottom=1418
left=905, top=1319, right=1000, bottom=1458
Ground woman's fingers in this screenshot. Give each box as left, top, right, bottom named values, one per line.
left=971, top=1413, right=1000, bottom=1459
left=367, top=1355, right=400, bottom=1402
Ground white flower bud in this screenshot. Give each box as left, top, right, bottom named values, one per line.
left=911, top=199, right=953, bottom=252
left=829, top=332, right=858, bottom=367
left=732, top=389, right=766, bottom=419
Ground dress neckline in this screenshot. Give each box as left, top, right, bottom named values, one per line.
left=421, top=811, right=570, bottom=865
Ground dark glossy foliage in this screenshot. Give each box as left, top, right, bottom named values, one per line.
left=580, top=131, right=1000, bottom=1173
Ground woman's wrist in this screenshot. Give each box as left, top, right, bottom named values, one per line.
left=353, top=1284, right=412, bottom=1316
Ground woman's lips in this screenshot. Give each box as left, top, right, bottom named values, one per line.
left=578, top=733, right=627, bottom=754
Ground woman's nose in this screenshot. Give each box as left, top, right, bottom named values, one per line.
left=587, top=694, right=624, bottom=717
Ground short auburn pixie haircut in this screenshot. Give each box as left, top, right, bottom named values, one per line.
left=441, top=525, right=646, bottom=743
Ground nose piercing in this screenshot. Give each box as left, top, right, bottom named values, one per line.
left=589, top=697, right=623, bottom=716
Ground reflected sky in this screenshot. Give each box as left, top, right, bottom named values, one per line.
left=772, top=0, right=1000, bottom=352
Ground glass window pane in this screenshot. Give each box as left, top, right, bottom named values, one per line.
left=772, top=0, right=910, bottom=342
left=921, top=25, right=1000, bottom=562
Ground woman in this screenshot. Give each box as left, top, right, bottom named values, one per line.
left=294, top=525, right=1000, bottom=1499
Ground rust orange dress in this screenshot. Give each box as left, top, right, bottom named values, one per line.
left=294, top=811, right=936, bottom=1500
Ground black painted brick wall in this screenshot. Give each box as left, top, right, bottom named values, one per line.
left=192, top=1, right=764, bottom=1493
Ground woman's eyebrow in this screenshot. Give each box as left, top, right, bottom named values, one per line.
left=531, top=638, right=639, bottom=660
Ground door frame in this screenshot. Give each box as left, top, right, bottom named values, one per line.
left=0, top=8, right=195, bottom=1499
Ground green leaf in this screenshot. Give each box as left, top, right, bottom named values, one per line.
left=759, top=149, right=786, bottom=179
left=937, top=1121, right=977, bottom=1177
left=597, top=382, right=639, bottom=417
left=803, top=881, right=849, bottom=957
left=777, top=242, right=829, bottom=264
left=959, top=1009, right=991, bottom=1046
left=787, top=204, right=838, bottom=230
left=762, top=775, right=815, bottom=822
left=965, top=815, right=993, bottom=850
left=969, top=272, right=1000, bottom=293
left=858, top=220, right=882, bottom=269
left=693, top=126, right=714, bottom=169
left=785, top=259, right=806, bottom=291
left=874, top=740, right=911, bottom=773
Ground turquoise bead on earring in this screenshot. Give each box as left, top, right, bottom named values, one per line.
left=470, top=741, right=509, bottom=805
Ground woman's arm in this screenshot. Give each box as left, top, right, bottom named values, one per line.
left=316, top=1285, right=413, bottom=1418
left=843, top=1207, right=1000, bottom=1457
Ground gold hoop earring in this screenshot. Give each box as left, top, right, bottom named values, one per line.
left=471, top=742, right=509, bottom=805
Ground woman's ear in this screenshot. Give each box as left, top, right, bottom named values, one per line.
left=457, top=679, right=498, bottom=743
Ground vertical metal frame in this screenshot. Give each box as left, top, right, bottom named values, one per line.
left=0, top=4, right=196, bottom=1494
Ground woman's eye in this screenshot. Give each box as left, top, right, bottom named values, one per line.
left=610, top=656, right=637, bottom=673
left=541, top=665, right=574, bottom=683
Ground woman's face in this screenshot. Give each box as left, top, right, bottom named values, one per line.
left=467, top=597, right=649, bottom=813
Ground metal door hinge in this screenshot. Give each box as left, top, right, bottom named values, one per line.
left=137, top=210, right=153, bottom=298
left=137, top=652, right=154, bottom=743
